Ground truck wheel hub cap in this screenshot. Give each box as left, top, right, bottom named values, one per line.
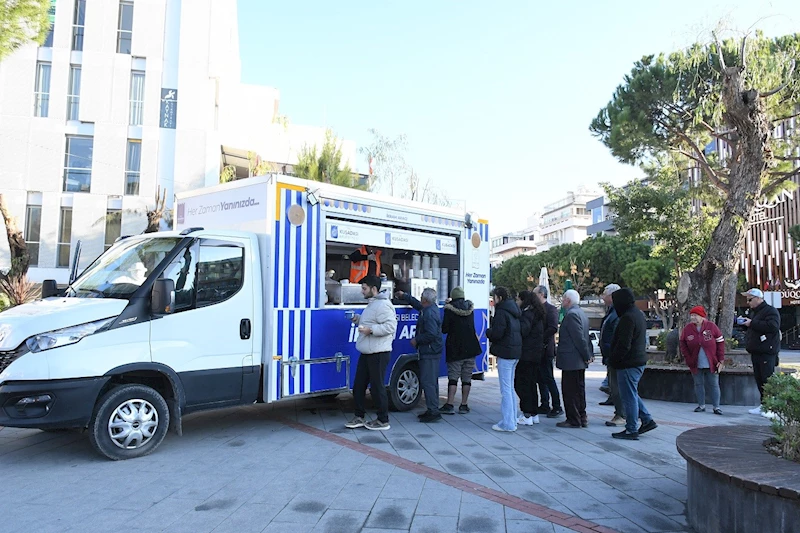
left=108, top=399, right=159, bottom=450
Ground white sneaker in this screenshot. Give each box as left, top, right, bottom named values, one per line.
left=531, top=415, right=540, bottom=424
left=748, top=406, right=763, bottom=415
left=517, top=415, right=534, bottom=426
left=492, top=423, right=515, bottom=432
left=762, top=411, right=777, bottom=419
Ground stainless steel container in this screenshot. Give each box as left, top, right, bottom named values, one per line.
left=325, top=281, right=342, bottom=304
left=450, top=270, right=459, bottom=293
left=341, top=284, right=366, bottom=304
left=421, top=255, right=431, bottom=277
left=440, top=268, right=449, bottom=299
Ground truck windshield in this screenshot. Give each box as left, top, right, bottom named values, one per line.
left=67, top=236, right=182, bottom=299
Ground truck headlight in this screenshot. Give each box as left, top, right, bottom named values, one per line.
left=25, top=318, right=115, bottom=353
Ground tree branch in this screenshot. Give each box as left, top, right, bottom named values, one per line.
left=739, top=34, right=747, bottom=70
left=713, top=32, right=726, bottom=70
left=761, top=59, right=796, bottom=98
left=763, top=167, right=800, bottom=197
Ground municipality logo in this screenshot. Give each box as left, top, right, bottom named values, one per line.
left=331, top=225, right=338, bottom=239
left=435, top=239, right=441, bottom=251
left=385, top=233, right=392, bottom=245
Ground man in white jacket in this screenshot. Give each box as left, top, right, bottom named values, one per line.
left=345, top=275, right=398, bottom=431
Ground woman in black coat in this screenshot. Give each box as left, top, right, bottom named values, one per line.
left=514, top=290, right=545, bottom=424
left=486, top=287, right=522, bottom=431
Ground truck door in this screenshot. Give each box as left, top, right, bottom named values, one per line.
left=150, top=237, right=254, bottom=409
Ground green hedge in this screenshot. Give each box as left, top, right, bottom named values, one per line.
left=763, top=372, right=800, bottom=463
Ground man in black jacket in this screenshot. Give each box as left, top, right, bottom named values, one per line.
left=396, top=288, right=443, bottom=423
left=533, top=286, right=563, bottom=418
left=741, top=288, right=781, bottom=416
left=609, top=288, right=657, bottom=440
left=440, top=287, right=482, bottom=414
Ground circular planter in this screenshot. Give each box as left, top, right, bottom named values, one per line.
left=677, top=425, right=800, bottom=533
left=639, top=364, right=762, bottom=406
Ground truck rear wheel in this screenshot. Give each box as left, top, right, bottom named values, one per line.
left=388, top=363, right=421, bottom=411
left=89, top=384, right=170, bottom=461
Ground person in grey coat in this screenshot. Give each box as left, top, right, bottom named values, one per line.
left=555, top=289, right=594, bottom=428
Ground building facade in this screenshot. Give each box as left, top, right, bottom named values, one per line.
left=489, top=213, right=540, bottom=267
left=586, top=195, right=616, bottom=237
left=0, top=0, right=354, bottom=284
left=534, top=187, right=598, bottom=252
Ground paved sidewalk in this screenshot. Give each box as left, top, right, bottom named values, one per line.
left=0, top=362, right=772, bottom=533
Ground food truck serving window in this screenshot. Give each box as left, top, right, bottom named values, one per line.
left=325, top=221, right=457, bottom=255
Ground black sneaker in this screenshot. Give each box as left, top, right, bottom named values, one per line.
left=546, top=408, right=564, bottom=418
left=694, top=406, right=706, bottom=412
left=439, top=403, right=455, bottom=415
left=600, top=386, right=611, bottom=394
left=612, top=430, right=639, bottom=440
left=537, top=405, right=550, bottom=414
left=418, top=410, right=432, bottom=419
left=420, top=411, right=442, bottom=423
left=458, top=404, right=470, bottom=414
left=599, top=399, right=614, bottom=406
left=638, top=420, right=658, bottom=434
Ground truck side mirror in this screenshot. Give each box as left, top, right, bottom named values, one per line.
left=151, top=278, right=175, bottom=315
left=41, top=280, right=59, bottom=298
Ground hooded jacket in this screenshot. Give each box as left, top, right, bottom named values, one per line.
left=442, top=298, right=483, bottom=362
left=355, top=290, right=398, bottom=355
left=519, top=305, right=545, bottom=363
left=556, top=305, right=592, bottom=370
left=609, top=288, right=647, bottom=369
left=745, top=301, right=781, bottom=356
left=543, top=301, right=559, bottom=359
left=487, top=298, right=522, bottom=359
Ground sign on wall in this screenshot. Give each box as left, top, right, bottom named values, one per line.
left=160, top=88, right=178, bottom=129
left=326, top=222, right=457, bottom=255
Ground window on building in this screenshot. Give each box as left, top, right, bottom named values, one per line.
left=117, top=1, right=133, bottom=54
left=58, top=207, right=73, bottom=268
left=72, top=0, right=85, bottom=51
left=104, top=210, right=122, bottom=251
left=125, top=140, right=141, bottom=195
left=129, top=71, right=145, bottom=125
left=67, top=65, right=81, bottom=120
left=24, top=206, right=43, bottom=267
left=33, top=62, right=51, bottom=117
left=63, top=135, right=93, bottom=192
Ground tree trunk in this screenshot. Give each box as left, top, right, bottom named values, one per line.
left=680, top=66, right=772, bottom=326
left=718, top=273, right=737, bottom=338
left=0, top=194, right=29, bottom=279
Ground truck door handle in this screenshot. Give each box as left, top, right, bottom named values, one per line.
left=240, top=319, right=251, bottom=340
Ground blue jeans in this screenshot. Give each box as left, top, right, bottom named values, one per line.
left=497, top=358, right=519, bottom=431
left=419, top=358, right=440, bottom=413
left=692, top=369, right=720, bottom=409
left=616, top=366, right=652, bottom=434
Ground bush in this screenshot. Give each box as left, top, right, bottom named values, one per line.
left=724, top=337, right=739, bottom=351
left=0, top=292, right=9, bottom=312
left=656, top=331, right=667, bottom=351
left=763, top=372, right=800, bottom=463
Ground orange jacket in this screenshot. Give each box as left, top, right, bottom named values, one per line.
left=349, top=246, right=382, bottom=283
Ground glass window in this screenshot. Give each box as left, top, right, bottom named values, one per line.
left=162, top=243, right=199, bottom=311
left=67, top=65, right=81, bottom=120
left=129, top=71, right=145, bottom=126
left=125, top=140, right=141, bottom=195
left=25, top=206, right=42, bottom=267
left=34, top=62, right=51, bottom=117
left=63, top=135, right=93, bottom=192
left=42, top=0, right=56, bottom=47
left=104, top=210, right=121, bottom=252
left=58, top=208, right=73, bottom=268
left=117, top=1, right=133, bottom=54
left=196, top=242, right=245, bottom=307
left=72, top=0, right=85, bottom=51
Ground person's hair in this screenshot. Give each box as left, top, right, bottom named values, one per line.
left=491, top=286, right=510, bottom=302
left=563, top=289, right=580, bottom=305
left=360, top=275, right=381, bottom=291
left=535, top=285, right=549, bottom=299
left=421, top=287, right=437, bottom=304
left=519, top=290, right=545, bottom=320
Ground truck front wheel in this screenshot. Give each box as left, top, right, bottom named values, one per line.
left=388, top=363, right=421, bottom=411
left=89, top=384, right=170, bottom=461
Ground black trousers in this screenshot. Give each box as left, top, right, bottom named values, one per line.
left=537, top=356, right=561, bottom=409
left=561, top=369, right=587, bottom=426
left=353, top=351, right=390, bottom=423
left=514, top=360, right=540, bottom=416
left=751, top=353, right=778, bottom=403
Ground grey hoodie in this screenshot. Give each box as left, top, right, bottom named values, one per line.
left=355, top=291, right=398, bottom=354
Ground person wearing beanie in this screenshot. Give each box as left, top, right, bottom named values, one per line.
left=439, top=287, right=482, bottom=414
left=679, top=306, right=726, bottom=415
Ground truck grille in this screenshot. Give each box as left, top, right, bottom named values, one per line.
left=0, top=345, right=28, bottom=374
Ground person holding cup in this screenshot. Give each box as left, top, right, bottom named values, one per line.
left=344, top=275, right=398, bottom=431
left=679, top=306, right=725, bottom=415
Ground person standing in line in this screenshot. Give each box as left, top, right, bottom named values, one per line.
left=609, top=287, right=657, bottom=440
left=533, top=286, right=563, bottom=418
left=599, top=284, right=626, bottom=427
left=486, top=287, right=522, bottom=432
left=396, top=288, right=444, bottom=423
left=679, top=306, right=725, bottom=415
left=439, top=287, right=482, bottom=415
left=555, top=290, right=593, bottom=429
left=515, top=290, right=545, bottom=426
left=345, top=275, right=398, bottom=431
left=740, top=288, right=781, bottom=417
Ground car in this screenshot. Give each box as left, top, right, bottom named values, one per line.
left=589, top=330, right=601, bottom=355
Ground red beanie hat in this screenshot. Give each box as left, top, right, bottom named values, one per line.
left=689, top=306, right=706, bottom=318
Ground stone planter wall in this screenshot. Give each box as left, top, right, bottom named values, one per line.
left=639, top=365, right=760, bottom=406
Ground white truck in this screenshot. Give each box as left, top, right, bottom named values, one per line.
left=0, top=175, right=491, bottom=460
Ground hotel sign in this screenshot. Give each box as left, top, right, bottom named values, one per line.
left=159, top=89, right=178, bottom=129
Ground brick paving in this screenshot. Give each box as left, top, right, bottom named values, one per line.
left=0, top=362, right=773, bottom=532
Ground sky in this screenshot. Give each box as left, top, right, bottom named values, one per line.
left=237, top=1, right=799, bottom=236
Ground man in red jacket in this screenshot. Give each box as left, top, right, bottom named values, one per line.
left=679, top=306, right=725, bottom=415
